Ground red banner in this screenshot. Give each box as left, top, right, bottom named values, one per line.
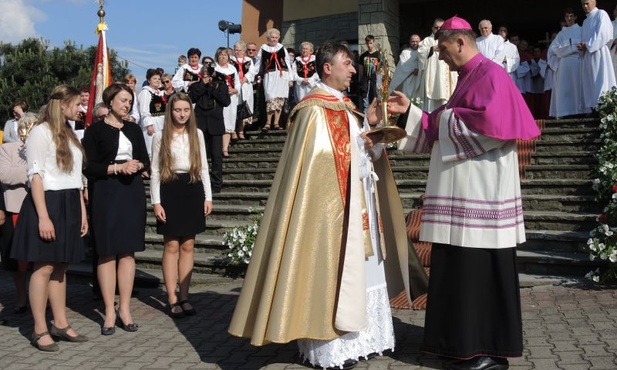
left=85, top=25, right=113, bottom=127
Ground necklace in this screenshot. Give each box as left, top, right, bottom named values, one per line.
left=104, top=118, right=123, bottom=129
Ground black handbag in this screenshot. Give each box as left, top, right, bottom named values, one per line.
left=237, top=88, right=253, bottom=121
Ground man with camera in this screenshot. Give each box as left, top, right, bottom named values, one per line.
left=187, top=62, right=230, bottom=193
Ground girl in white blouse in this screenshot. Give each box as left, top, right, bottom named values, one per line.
left=10, top=85, right=89, bottom=351
left=150, top=93, right=213, bottom=318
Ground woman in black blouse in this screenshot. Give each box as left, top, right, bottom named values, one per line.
left=82, top=83, right=150, bottom=335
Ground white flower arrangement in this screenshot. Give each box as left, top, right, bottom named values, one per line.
left=223, top=212, right=262, bottom=265
left=587, top=86, right=617, bottom=283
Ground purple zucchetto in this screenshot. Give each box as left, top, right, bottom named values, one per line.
left=440, top=15, right=472, bottom=31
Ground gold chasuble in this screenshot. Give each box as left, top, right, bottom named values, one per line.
left=228, top=88, right=427, bottom=346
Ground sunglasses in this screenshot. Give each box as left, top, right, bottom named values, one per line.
left=247, top=48, right=256, bottom=51
left=164, top=80, right=171, bottom=83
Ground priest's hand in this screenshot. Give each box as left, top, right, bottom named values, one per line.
left=387, top=91, right=411, bottom=115
left=360, top=132, right=378, bottom=150
left=366, top=98, right=382, bottom=126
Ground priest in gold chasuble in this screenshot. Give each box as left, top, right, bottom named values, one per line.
left=228, top=41, right=427, bottom=369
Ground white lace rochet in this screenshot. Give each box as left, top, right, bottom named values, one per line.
left=297, top=286, right=395, bottom=369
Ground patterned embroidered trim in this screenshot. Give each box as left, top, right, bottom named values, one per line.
left=324, top=108, right=351, bottom=208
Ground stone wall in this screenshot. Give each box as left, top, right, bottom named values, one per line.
left=280, top=12, right=358, bottom=51
left=358, top=0, right=400, bottom=70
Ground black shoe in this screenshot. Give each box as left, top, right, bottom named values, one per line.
left=116, top=311, right=139, bottom=332
left=364, top=352, right=379, bottom=360
left=168, top=302, right=185, bottom=319
left=31, top=331, right=59, bottom=352
left=335, top=359, right=358, bottom=370
left=178, top=300, right=197, bottom=316
left=447, top=356, right=508, bottom=370
left=101, top=325, right=115, bottom=336
left=50, top=324, right=89, bottom=342
left=13, top=305, right=28, bottom=314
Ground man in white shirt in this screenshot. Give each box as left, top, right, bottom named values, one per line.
left=498, top=26, right=520, bottom=82
left=578, top=0, right=617, bottom=110
left=389, top=34, right=424, bottom=103
left=476, top=19, right=506, bottom=65
left=418, top=18, right=458, bottom=112
left=549, top=8, right=590, bottom=118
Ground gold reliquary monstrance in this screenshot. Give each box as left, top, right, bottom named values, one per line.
left=365, top=57, right=407, bottom=144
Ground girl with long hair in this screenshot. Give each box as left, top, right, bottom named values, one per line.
left=151, top=93, right=213, bottom=318
left=10, top=85, right=89, bottom=351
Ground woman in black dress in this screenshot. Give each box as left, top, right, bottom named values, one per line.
left=11, top=85, right=89, bottom=351
left=151, top=93, right=213, bottom=318
left=82, top=83, right=150, bottom=335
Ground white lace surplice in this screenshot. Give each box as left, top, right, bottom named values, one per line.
left=297, top=106, right=395, bottom=369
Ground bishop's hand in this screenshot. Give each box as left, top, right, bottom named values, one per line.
left=387, top=91, right=411, bottom=115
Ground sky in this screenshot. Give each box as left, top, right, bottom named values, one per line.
left=0, top=0, right=244, bottom=82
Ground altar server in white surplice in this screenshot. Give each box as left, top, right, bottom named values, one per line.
left=550, top=9, right=590, bottom=118
left=418, top=18, right=458, bottom=112
left=578, top=0, right=616, bottom=110
left=498, top=26, right=521, bottom=82
left=389, top=34, right=424, bottom=102
left=476, top=20, right=506, bottom=65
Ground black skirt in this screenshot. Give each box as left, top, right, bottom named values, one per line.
left=10, top=189, right=85, bottom=263
left=422, top=243, right=523, bottom=360
left=0, top=212, right=17, bottom=271
left=157, top=173, right=205, bottom=236
left=90, top=174, right=146, bottom=257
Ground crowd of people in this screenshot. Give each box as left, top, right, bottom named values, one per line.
left=390, top=2, right=617, bottom=119
left=0, top=2, right=613, bottom=368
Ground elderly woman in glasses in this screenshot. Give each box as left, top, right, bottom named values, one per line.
left=230, top=41, right=256, bottom=139
left=254, top=28, right=293, bottom=131
left=162, top=74, right=176, bottom=101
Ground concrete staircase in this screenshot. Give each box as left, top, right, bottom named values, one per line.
left=133, top=117, right=604, bottom=286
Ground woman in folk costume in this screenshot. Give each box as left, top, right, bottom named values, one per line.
left=254, top=28, right=292, bottom=131
left=138, top=68, right=167, bottom=156
left=292, top=41, right=320, bottom=102
left=230, top=40, right=256, bottom=140
left=214, top=47, right=241, bottom=157
left=171, top=47, right=203, bottom=93
left=229, top=40, right=427, bottom=369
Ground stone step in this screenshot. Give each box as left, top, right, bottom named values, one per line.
left=542, top=117, right=599, bottom=128
left=215, top=152, right=596, bottom=170
left=134, top=249, right=243, bottom=278
left=521, top=194, right=599, bottom=213
left=523, top=211, right=597, bottom=232
left=66, top=261, right=239, bottom=290
left=144, top=232, right=227, bottom=253
left=523, top=164, right=593, bottom=180
left=516, top=250, right=604, bottom=277
left=144, top=216, right=252, bottom=235
left=145, top=203, right=264, bottom=220
left=534, top=140, right=600, bottom=153
left=212, top=178, right=595, bottom=196
left=129, top=246, right=602, bottom=283
left=521, top=230, right=590, bottom=253
left=520, top=179, right=594, bottom=196
left=530, top=152, right=596, bottom=166
left=536, top=126, right=600, bottom=141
